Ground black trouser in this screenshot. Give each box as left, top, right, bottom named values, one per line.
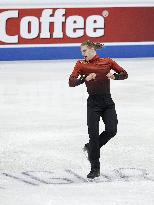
left=87, top=94, right=118, bottom=163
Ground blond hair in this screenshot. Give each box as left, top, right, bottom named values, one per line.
left=81, top=40, right=104, bottom=50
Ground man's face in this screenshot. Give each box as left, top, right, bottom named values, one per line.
left=81, top=45, right=96, bottom=61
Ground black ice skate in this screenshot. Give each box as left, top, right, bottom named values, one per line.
left=87, top=168, right=100, bottom=179
left=83, top=143, right=90, bottom=161
left=87, top=159, right=100, bottom=179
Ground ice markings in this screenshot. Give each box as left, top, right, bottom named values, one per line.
left=0, top=168, right=154, bottom=189
left=23, top=171, right=73, bottom=185
left=2, top=172, right=39, bottom=186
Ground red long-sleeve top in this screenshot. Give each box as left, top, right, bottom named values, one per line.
left=69, top=55, right=128, bottom=95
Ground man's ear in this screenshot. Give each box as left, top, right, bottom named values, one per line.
left=91, top=47, right=95, bottom=51
left=91, top=47, right=96, bottom=52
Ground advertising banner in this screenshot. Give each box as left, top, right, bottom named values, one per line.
left=0, top=7, right=154, bottom=60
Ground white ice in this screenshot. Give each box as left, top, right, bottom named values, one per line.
left=0, top=58, right=154, bottom=205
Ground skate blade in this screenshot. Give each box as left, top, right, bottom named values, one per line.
left=83, top=150, right=88, bottom=159
left=83, top=149, right=89, bottom=161
left=87, top=176, right=100, bottom=182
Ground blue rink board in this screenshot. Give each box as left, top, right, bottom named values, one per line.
left=0, top=44, right=154, bottom=61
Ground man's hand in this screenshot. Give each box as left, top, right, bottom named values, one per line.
left=85, top=73, right=96, bottom=81
left=106, top=72, right=115, bottom=80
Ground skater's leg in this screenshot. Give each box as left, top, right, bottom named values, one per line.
left=87, top=105, right=100, bottom=162
left=99, top=104, right=118, bottom=148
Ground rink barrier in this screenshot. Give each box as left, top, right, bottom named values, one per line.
left=0, top=44, right=154, bottom=61
left=0, top=7, right=154, bottom=60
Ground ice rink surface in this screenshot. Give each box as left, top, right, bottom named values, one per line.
left=0, top=58, right=154, bottom=205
